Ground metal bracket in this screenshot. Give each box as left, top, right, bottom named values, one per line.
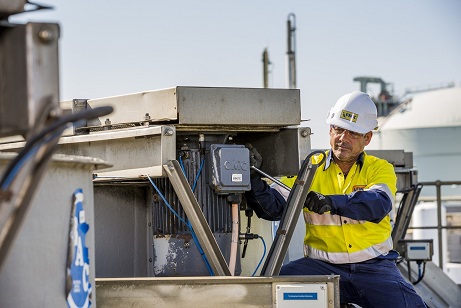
left=392, top=184, right=423, bottom=246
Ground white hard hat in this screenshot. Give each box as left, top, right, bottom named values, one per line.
left=326, top=91, right=378, bottom=134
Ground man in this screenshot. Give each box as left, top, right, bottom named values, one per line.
left=245, top=91, right=426, bottom=307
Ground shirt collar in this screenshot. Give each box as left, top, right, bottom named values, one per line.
left=324, top=150, right=365, bottom=171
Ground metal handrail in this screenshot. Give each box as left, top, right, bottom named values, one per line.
left=407, top=180, right=461, bottom=270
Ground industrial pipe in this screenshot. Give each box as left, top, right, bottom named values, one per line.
left=228, top=202, right=239, bottom=275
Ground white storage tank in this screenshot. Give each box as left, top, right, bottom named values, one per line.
left=368, top=86, right=461, bottom=282
left=369, top=87, right=461, bottom=196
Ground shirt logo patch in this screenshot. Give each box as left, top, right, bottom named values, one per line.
left=340, top=110, right=358, bottom=123
left=353, top=185, right=366, bottom=191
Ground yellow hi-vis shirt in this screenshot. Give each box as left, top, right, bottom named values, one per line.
left=279, top=150, right=397, bottom=264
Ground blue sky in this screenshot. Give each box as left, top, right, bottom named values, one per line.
left=11, top=0, right=461, bottom=148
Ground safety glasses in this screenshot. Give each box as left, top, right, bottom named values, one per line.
left=330, top=125, right=365, bottom=139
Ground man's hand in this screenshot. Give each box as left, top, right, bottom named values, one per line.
left=304, top=191, right=333, bottom=214
left=245, top=143, right=262, bottom=178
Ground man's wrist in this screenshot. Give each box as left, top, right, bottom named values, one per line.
left=327, top=194, right=347, bottom=215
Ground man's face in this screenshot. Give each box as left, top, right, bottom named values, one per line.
left=329, top=125, right=372, bottom=164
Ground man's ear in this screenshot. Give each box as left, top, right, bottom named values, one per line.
left=364, top=132, right=373, bottom=145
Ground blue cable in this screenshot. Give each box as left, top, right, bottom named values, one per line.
left=1, top=126, right=66, bottom=189
left=187, top=220, right=214, bottom=275
left=147, top=175, right=214, bottom=275
left=418, top=263, right=422, bottom=279
left=191, top=158, right=205, bottom=192
left=178, top=156, right=213, bottom=275
left=178, top=155, right=187, bottom=179
left=1, top=106, right=112, bottom=189
left=147, top=176, right=189, bottom=226
left=252, top=236, right=267, bottom=276
left=1, top=145, right=39, bottom=189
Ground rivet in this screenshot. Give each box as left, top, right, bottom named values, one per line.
left=38, top=28, right=56, bottom=43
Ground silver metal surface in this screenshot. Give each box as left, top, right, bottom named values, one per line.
left=0, top=133, right=62, bottom=271
left=261, top=151, right=325, bottom=276
left=0, top=22, right=60, bottom=138
left=93, top=184, right=151, bottom=278
left=34, top=125, right=173, bottom=178
left=398, top=261, right=461, bottom=308
left=162, top=160, right=231, bottom=276
left=0, top=0, right=26, bottom=17
left=367, top=150, right=417, bottom=191
left=176, top=87, right=300, bottom=126
left=61, top=87, right=301, bottom=133
left=95, top=275, right=340, bottom=308
left=57, top=126, right=173, bottom=178
left=0, top=153, right=103, bottom=307
left=60, top=89, right=178, bottom=135
left=366, top=150, right=410, bottom=168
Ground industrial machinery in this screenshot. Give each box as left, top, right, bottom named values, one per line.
left=56, top=87, right=310, bottom=278
left=0, top=3, right=341, bottom=306
left=1, top=3, right=459, bottom=307
left=4, top=84, right=459, bottom=307
left=0, top=84, right=342, bottom=307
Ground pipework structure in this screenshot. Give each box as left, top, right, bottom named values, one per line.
left=286, top=13, right=296, bottom=89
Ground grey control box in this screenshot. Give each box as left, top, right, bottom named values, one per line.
left=209, top=144, right=251, bottom=194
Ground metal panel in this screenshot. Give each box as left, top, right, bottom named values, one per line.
left=60, top=87, right=301, bottom=131
left=176, top=87, right=301, bottom=126
left=0, top=22, right=60, bottom=138
left=52, top=126, right=175, bottom=178
left=95, top=276, right=340, bottom=308
left=0, top=154, right=102, bottom=307
left=366, top=150, right=416, bottom=191
left=366, top=150, right=409, bottom=168
left=60, top=88, right=178, bottom=135
left=93, top=185, right=151, bottom=278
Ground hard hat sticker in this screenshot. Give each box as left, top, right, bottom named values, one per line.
left=66, top=188, right=92, bottom=308
left=340, top=110, right=358, bottom=123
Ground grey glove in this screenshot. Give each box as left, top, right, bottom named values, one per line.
left=304, top=191, right=332, bottom=215
left=246, top=143, right=262, bottom=178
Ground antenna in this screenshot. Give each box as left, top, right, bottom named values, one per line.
left=287, top=13, right=296, bottom=89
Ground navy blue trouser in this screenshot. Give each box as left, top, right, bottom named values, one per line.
left=280, top=257, right=426, bottom=308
